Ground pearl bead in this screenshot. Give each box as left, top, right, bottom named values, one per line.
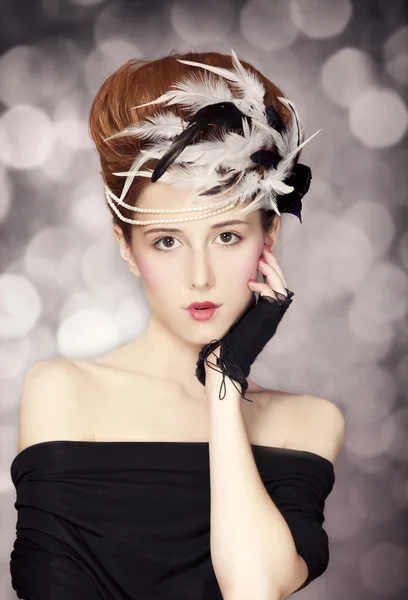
left=105, top=186, right=231, bottom=213
left=104, top=185, right=239, bottom=225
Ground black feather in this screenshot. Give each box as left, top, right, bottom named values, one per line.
left=250, top=149, right=281, bottom=169
left=197, top=171, right=242, bottom=197
left=280, top=102, right=300, bottom=147
left=151, top=102, right=246, bottom=182
left=277, top=164, right=312, bottom=224
left=265, top=104, right=286, bottom=135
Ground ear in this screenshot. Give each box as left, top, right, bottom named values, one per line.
left=264, top=216, right=281, bottom=251
left=113, top=225, right=141, bottom=278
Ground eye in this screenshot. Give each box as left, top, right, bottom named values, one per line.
left=217, top=231, right=242, bottom=246
left=152, top=231, right=243, bottom=252
left=153, top=236, right=181, bottom=252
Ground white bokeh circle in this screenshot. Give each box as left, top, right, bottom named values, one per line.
left=0, top=105, right=55, bottom=169
left=349, top=88, right=408, bottom=148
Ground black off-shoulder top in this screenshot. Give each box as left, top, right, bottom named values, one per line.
left=9, top=440, right=335, bottom=599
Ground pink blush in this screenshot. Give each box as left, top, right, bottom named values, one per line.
left=240, top=251, right=261, bottom=281
left=137, top=257, right=156, bottom=288
left=137, top=257, right=173, bottom=289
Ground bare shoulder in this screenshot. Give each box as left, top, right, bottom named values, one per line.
left=282, top=394, right=346, bottom=464
left=257, top=388, right=345, bottom=464
left=16, top=358, right=93, bottom=454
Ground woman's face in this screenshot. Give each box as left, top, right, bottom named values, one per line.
left=116, top=182, right=278, bottom=346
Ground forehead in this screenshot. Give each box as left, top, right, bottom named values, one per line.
left=137, top=181, right=259, bottom=225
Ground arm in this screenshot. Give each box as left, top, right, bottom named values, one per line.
left=10, top=540, right=102, bottom=600
left=276, top=396, right=345, bottom=598
left=10, top=360, right=100, bottom=599
left=207, top=383, right=345, bottom=600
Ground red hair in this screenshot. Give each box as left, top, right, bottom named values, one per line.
left=88, top=50, right=303, bottom=245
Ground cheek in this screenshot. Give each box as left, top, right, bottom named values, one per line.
left=234, top=248, right=261, bottom=282
left=137, top=256, right=157, bottom=288
left=137, top=255, right=172, bottom=290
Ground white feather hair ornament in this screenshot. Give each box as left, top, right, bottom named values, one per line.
left=104, top=48, right=322, bottom=223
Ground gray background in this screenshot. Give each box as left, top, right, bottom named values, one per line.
left=1, top=0, right=407, bottom=598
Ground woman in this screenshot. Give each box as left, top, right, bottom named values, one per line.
left=10, top=50, right=345, bottom=600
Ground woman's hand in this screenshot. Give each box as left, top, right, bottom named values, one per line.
left=195, top=243, right=294, bottom=401
left=248, top=242, right=289, bottom=298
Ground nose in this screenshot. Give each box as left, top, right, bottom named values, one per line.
left=190, top=253, right=214, bottom=290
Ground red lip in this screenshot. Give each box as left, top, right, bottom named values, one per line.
left=186, top=301, right=220, bottom=310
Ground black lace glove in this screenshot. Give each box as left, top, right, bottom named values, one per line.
left=195, top=288, right=294, bottom=402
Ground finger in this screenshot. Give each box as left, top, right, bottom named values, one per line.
left=248, top=279, right=278, bottom=300
left=263, top=247, right=288, bottom=288
left=258, top=259, right=287, bottom=296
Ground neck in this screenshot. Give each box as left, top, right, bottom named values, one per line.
left=123, top=315, right=213, bottom=399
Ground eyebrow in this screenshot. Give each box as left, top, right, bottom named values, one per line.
left=143, top=219, right=250, bottom=236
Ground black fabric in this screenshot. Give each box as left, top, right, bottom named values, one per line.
left=9, top=441, right=335, bottom=599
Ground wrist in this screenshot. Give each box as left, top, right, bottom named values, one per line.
left=206, top=375, right=243, bottom=406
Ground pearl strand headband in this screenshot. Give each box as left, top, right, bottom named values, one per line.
left=103, top=49, right=321, bottom=226
left=104, top=185, right=239, bottom=225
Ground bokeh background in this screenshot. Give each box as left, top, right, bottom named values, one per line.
left=1, top=0, right=407, bottom=598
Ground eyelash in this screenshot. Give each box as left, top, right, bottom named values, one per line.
left=152, top=231, right=243, bottom=253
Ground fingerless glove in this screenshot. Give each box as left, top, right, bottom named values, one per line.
left=195, top=289, right=294, bottom=401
